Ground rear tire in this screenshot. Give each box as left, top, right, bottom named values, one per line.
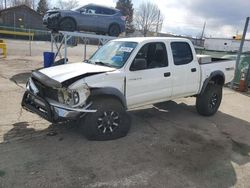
left=59, top=18, right=76, bottom=31
left=81, top=97, right=131, bottom=141
left=196, top=84, right=222, bottom=116
left=108, top=24, right=120, bottom=37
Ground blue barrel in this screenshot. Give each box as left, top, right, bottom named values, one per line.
left=43, top=52, right=55, bottom=68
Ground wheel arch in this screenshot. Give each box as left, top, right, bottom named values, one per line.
left=108, top=22, right=121, bottom=33
left=200, top=71, right=225, bottom=95
left=109, top=22, right=120, bottom=29
left=89, top=87, right=127, bottom=109
left=59, top=16, right=77, bottom=28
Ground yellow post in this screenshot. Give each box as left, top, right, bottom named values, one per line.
left=0, top=41, right=7, bottom=58
left=3, top=43, right=7, bottom=58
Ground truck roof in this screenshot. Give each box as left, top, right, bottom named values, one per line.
left=113, top=37, right=191, bottom=43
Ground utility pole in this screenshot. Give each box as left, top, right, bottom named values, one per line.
left=155, top=10, right=160, bottom=36
left=201, top=21, right=206, bottom=39
left=4, top=0, right=6, bottom=9
left=230, top=17, right=249, bottom=88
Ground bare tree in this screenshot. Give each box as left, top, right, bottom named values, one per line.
left=7, top=0, right=38, bottom=9
left=0, top=0, right=4, bottom=10
left=32, top=0, right=38, bottom=9
left=56, top=0, right=79, bottom=10
left=10, top=0, right=33, bottom=8
left=134, top=1, right=163, bottom=36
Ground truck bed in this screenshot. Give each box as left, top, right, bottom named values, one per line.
left=198, top=58, right=235, bottom=93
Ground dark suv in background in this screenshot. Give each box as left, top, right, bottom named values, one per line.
left=43, top=4, right=126, bottom=36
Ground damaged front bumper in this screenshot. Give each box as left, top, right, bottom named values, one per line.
left=43, top=13, right=61, bottom=29
left=21, top=91, right=96, bottom=123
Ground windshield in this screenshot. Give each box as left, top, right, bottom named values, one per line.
left=71, top=5, right=84, bottom=11
left=88, top=41, right=138, bottom=68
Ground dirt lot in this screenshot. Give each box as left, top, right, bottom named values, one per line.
left=0, top=39, right=250, bottom=188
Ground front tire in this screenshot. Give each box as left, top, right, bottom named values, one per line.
left=81, top=97, right=131, bottom=141
left=59, top=18, right=76, bottom=31
left=196, top=84, right=222, bottom=116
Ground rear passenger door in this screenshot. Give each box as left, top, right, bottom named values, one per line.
left=170, top=41, right=200, bottom=97
left=96, top=7, right=115, bottom=29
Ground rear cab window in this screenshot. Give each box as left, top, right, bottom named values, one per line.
left=171, top=42, right=193, bottom=65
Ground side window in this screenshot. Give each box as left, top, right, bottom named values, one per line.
left=101, top=8, right=115, bottom=15
left=108, top=9, right=116, bottom=15
left=98, top=8, right=105, bottom=15
left=79, top=6, right=88, bottom=13
left=171, top=42, right=193, bottom=65
left=130, top=42, right=168, bottom=71
left=85, top=6, right=97, bottom=14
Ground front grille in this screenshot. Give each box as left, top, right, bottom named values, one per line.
left=32, top=78, right=59, bottom=101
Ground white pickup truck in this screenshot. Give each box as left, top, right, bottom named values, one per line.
left=22, top=37, right=235, bottom=140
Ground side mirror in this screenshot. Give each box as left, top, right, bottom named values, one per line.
left=80, top=9, right=86, bottom=14
left=130, top=58, right=147, bottom=71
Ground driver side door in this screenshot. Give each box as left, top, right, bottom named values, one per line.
left=126, top=42, right=173, bottom=108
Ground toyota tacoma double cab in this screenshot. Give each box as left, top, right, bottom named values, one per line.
left=22, top=37, right=235, bottom=140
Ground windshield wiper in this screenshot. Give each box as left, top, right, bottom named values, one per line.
left=84, top=59, right=91, bottom=64
left=94, top=61, right=114, bottom=68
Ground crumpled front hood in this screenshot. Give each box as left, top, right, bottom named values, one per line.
left=39, top=62, right=116, bottom=84
left=47, top=9, right=71, bottom=14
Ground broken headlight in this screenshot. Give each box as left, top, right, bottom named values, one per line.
left=72, top=91, right=79, bottom=104
left=58, top=84, right=90, bottom=107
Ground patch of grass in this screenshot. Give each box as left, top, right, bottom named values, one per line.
left=0, top=170, right=6, bottom=177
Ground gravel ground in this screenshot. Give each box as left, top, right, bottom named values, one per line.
left=0, top=39, right=250, bottom=188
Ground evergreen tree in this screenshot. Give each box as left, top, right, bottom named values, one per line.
left=116, top=0, right=134, bottom=33
left=37, top=0, right=48, bottom=16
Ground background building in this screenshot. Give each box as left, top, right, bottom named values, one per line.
left=204, top=38, right=250, bottom=52
left=0, top=5, right=44, bottom=30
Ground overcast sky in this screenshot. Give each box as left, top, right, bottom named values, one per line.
left=76, top=0, right=250, bottom=38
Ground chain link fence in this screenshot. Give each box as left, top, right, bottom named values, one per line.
left=0, top=25, right=51, bottom=41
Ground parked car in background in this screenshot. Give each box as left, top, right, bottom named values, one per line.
left=43, top=4, right=126, bottom=36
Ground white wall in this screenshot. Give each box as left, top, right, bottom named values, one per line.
left=204, top=38, right=250, bottom=52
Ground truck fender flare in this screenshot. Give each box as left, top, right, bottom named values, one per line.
left=200, top=71, right=225, bottom=95
left=89, top=87, right=127, bottom=109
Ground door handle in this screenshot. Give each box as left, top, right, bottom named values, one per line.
left=191, top=68, right=197, bottom=72
left=164, top=72, right=171, bottom=77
